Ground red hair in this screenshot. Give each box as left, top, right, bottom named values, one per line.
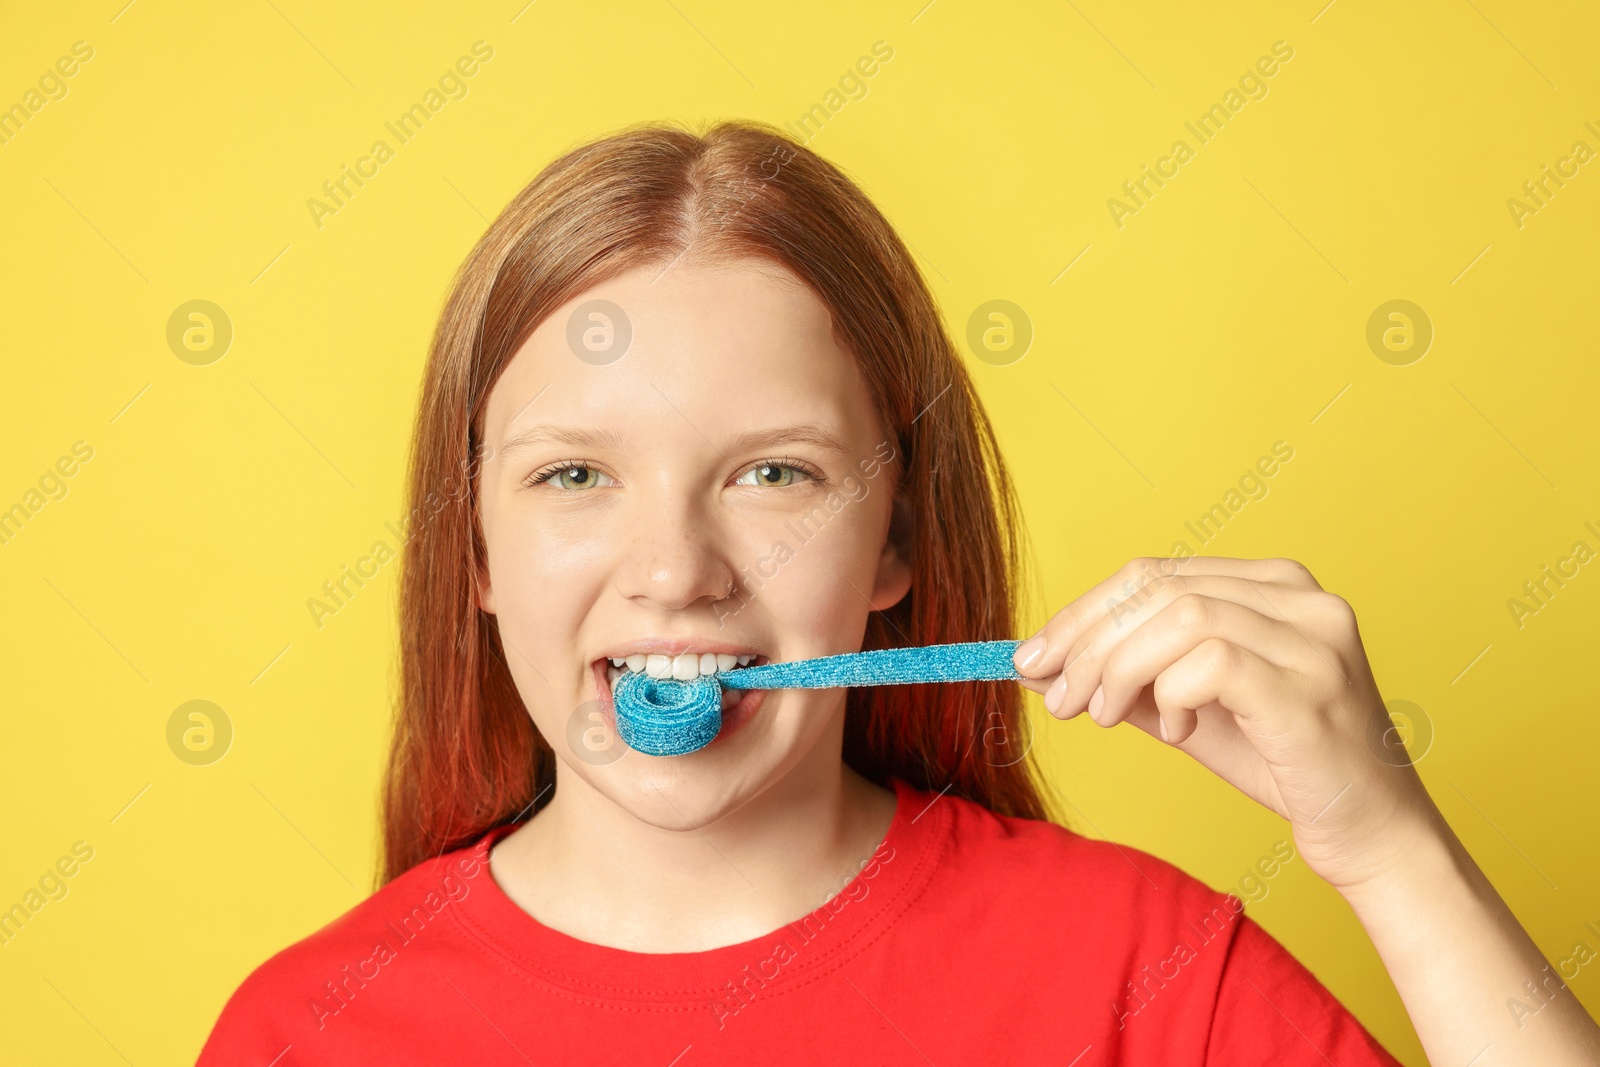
left=380, top=119, right=1055, bottom=885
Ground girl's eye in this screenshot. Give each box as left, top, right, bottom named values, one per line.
left=524, top=462, right=614, bottom=491
left=735, top=460, right=819, bottom=488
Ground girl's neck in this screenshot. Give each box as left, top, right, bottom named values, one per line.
left=487, top=752, right=898, bottom=954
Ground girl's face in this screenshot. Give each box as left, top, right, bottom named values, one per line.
left=473, top=257, right=912, bottom=827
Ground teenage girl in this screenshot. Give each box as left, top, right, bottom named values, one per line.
left=198, top=120, right=1600, bottom=1066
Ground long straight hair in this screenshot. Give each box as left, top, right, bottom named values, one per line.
left=380, top=119, right=1055, bottom=885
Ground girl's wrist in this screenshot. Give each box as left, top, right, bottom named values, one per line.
left=1320, top=789, right=1600, bottom=1065
left=1329, top=798, right=1471, bottom=918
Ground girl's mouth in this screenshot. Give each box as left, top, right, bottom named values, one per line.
left=589, top=654, right=770, bottom=752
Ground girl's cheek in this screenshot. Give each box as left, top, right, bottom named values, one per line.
left=490, top=523, right=602, bottom=639
left=752, top=517, right=878, bottom=639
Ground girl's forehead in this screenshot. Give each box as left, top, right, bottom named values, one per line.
left=572, top=258, right=833, bottom=347
left=483, top=261, right=880, bottom=442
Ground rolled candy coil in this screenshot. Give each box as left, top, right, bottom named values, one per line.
left=612, top=671, right=724, bottom=756
left=611, top=640, right=1025, bottom=758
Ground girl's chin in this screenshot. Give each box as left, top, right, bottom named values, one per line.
left=589, top=660, right=770, bottom=755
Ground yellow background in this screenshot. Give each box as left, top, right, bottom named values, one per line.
left=3, top=1, right=1597, bottom=1063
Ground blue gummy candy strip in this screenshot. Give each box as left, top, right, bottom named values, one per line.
left=612, top=640, right=1025, bottom=758
left=717, top=640, right=1024, bottom=689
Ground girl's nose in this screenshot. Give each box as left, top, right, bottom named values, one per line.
left=615, top=500, right=740, bottom=613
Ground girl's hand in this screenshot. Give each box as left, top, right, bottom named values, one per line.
left=1011, top=556, right=1440, bottom=895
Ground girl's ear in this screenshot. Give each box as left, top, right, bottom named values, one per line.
left=870, top=492, right=914, bottom=611
left=474, top=557, right=496, bottom=615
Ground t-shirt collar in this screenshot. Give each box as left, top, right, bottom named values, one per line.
left=445, top=775, right=951, bottom=1006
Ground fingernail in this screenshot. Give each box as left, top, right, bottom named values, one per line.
left=1158, top=718, right=1169, bottom=742
left=1015, top=636, right=1046, bottom=671
left=1044, top=673, right=1067, bottom=714
left=1087, top=685, right=1105, bottom=722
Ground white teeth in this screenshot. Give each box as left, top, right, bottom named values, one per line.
left=613, top=651, right=760, bottom=679
left=607, top=665, right=620, bottom=694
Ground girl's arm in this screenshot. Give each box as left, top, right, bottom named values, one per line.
left=1337, top=803, right=1600, bottom=1065
left=1011, top=555, right=1600, bottom=1066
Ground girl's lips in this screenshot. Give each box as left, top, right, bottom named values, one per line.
left=708, top=685, right=767, bottom=747
left=591, top=657, right=620, bottom=733
left=589, top=659, right=768, bottom=753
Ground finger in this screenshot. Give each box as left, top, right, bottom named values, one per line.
left=1122, top=698, right=1292, bottom=817
left=1166, top=555, right=1325, bottom=590
left=1096, top=637, right=1300, bottom=748
left=1014, top=557, right=1198, bottom=678
left=1056, top=577, right=1324, bottom=720
left=1012, top=556, right=1323, bottom=680
left=1017, top=676, right=1052, bottom=697
left=1087, top=675, right=1203, bottom=737
left=1080, top=597, right=1303, bottom=733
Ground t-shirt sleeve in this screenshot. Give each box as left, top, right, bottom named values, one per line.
left=1206, top=915, right=1405, bottom=1065
left=193, top=963, right=295, bottom=1066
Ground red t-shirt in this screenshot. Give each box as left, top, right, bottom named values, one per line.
left=197, top=776, right=1403, bottom=1065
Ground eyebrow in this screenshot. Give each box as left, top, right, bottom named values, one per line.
left=721, top=425, right=855, bottom=457
left=496, top=423, right=855, bottom=460
left=497, top=425, right=628, bottom=458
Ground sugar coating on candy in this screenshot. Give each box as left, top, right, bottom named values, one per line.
left=720, top=640, right=1024, bottom=690
left=612, top=640, right=1025, bottom=758
left=612, top=671, right=723, bottom=756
